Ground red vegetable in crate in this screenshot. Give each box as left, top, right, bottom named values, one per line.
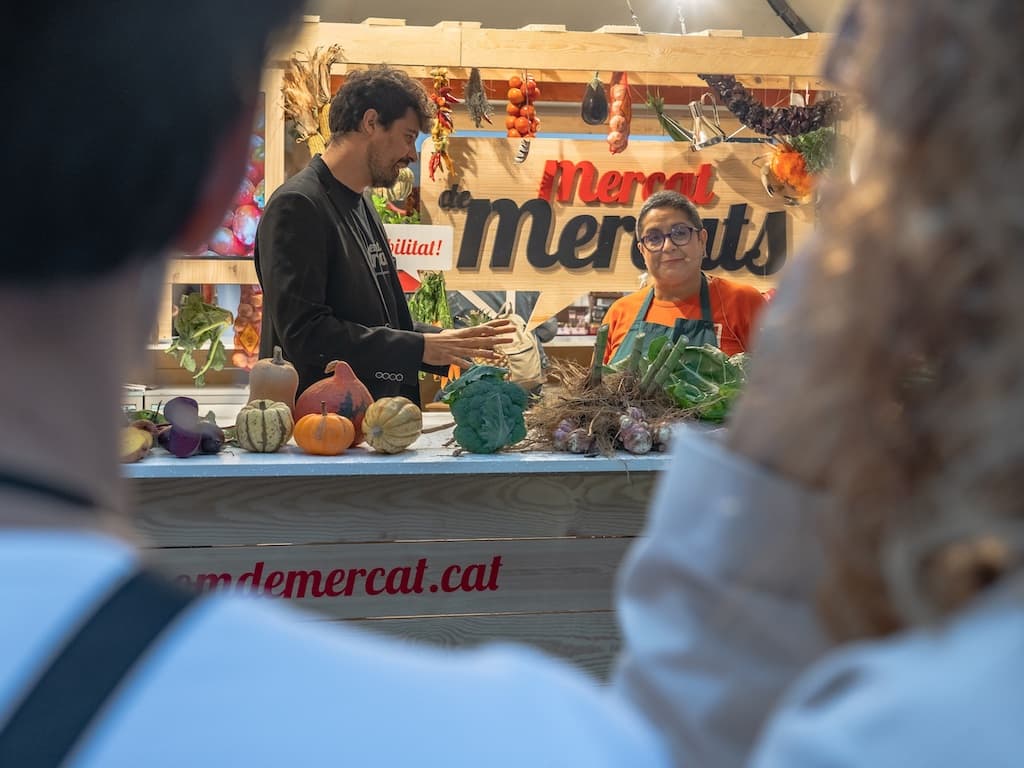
left=607, top=71, right=632, bottom=154
left=232, top=204, right=260, bottom=248
left=294, top=360, right=374, bottom=445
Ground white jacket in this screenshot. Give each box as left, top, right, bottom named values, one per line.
left=616, top=426, right=1024, bottom=767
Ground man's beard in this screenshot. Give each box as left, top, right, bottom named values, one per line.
left=368, top=148, right=401, bottom=188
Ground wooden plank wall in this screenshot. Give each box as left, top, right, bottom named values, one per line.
left=130, top=469, right=659, bottom=679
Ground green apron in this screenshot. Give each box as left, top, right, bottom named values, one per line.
left=608, top=274, right=718, bottom=365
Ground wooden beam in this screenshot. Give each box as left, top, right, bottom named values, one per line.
left=518, top=24, right=568, bottom=32
left=270, top=20, right=463, bottom=68
left=271, top=19, right=834, bottom=80
left=687, top=29, right=744, bottom=37
left=460, top=28, right=829, bottom=77
left=260, top=67, right=286, bottom=198
left=326, top=63, right=830, bottom=92
left=592, top=25, right=642, bottom=35
left=167, top=259, right=258, bottom=287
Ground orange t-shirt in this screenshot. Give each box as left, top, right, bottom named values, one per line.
left=602, top=275, right=766, bottom=362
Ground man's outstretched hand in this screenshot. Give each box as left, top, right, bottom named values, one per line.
left=422, top=318, right=517, bottom=369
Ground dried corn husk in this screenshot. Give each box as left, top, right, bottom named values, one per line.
left=282, top=45, right=345, bottom=157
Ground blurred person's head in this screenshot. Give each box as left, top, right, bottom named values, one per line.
left=326, top=67, right=430, bottom=188
left=634, top=191, right=708, bottom=297
left=753, top=0, right=1024, bottom=639
left=0, top=2, right=301, bottom=519
left=0, top=1, right=302, bottom=288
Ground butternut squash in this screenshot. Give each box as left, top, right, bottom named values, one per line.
left=248, top=345, right=299, bottom=412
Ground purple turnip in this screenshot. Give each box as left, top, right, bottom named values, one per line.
left=164, top=396, right=201, bottom=433
left=166, top=427, right=202, bottom=458
left=552, top=419, right=575, bottom=451
left=565, top=428, right=594, bottom=455
left=198, top=421, right=225, bottom=454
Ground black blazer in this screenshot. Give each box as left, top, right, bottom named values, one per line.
left=255, top=156, right=443, bottom=403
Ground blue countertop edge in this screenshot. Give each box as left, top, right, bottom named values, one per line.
left=122, top=444, right=671, bottom=479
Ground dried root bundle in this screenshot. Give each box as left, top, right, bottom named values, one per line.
left=525, top=359, right=694, bottom=456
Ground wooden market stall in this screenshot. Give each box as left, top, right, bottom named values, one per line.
left=127, top=416, right=670, bottom=679
left=126, top=19, right=835, bottom=677
left=146, top=16, right=835, bottom=378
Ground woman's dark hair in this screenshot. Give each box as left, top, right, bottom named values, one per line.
left=0, top=0, right=303, bottom=284
left=328, top=66, right=433, bottom=137
left=636, top=190, right=704, bottom=233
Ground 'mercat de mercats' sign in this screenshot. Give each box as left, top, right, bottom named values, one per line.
left=419, top=137, right=815, bottom=325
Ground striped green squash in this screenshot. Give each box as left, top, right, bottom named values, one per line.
left=235, top=399, right=293, bottom=453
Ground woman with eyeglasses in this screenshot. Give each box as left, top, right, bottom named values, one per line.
left=601, top=190, right=766, bottom=364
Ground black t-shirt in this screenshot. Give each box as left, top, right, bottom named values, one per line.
left=339, top=183, right=401, bottom=331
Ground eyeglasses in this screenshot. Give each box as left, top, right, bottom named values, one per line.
left=639, top=224, right=700, bottom=251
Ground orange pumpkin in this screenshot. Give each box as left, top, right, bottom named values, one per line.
left=294, top=360, right=374, bottom=445
left=293, top=401, right=355, bottom=455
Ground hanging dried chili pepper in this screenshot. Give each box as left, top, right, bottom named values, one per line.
left=428, top=67, right=460, bottom=181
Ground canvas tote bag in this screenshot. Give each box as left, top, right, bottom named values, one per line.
left=462, top=291, right=546, bottom=391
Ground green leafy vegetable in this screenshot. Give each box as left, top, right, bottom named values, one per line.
left=371, top=193, right=420, bottom=225
left=165, top=293, right=233, bottom=386
left=441, top=365, right=527, bottom=453
left=789, top=127, right=838, bottom=175
left=407, top=270, right=453, bottom=328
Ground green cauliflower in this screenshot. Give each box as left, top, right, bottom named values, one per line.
left=442, top=365, right=528, bottom=454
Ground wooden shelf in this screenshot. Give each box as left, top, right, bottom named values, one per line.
left=272, top=18, right=836, bottom=91
left=167, top=258, right=258, bottom=285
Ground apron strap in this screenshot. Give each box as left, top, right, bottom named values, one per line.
left=0, top=569, right=197, bottom=768
left=630, top=288, right=657, bottom=330
left=698, top=273, right=713, bottom=323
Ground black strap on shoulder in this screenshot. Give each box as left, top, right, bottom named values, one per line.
left=0, top=568, right=197, bottom=768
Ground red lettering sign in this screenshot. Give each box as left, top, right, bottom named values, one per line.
left=176, top=557, right=503, bottom=599
left=537, top=160, right=716, bottom=206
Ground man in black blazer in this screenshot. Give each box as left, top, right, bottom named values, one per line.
left=255, top=67, right=512, bottom=402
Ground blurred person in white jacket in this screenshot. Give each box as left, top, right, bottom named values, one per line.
left=614, top=0, right=1024, bottom=765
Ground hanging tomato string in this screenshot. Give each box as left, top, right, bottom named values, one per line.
left=506, top=72, right=541, bottom=164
